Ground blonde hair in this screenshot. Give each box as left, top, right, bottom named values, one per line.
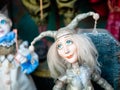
left=73, top=34, right=100, bottom=71
left=47, top=30, right=100, bottom=79
left=47, top=43, right=66, bottom=79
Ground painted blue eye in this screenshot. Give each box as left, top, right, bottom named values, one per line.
left=57, top=44, right=63, bottom=49
left=0, top=19, right=7, bottom=25
left=66, top=40, right=73, bottom=45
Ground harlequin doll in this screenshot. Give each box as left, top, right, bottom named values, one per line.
left=106, top=0, right=120, bottom=41
left=29, top=12, right=113, bottom=90
left=0, top=13, right=39, bottom=90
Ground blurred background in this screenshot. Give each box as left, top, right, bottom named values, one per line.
left=0, top=0, right=119, bottom=90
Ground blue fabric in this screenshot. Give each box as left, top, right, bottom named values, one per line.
left=0, top=31, right=15, bottom=43
left=20, top=54, right=39, bottom=74
left=83, top=32, right=120, bottom=90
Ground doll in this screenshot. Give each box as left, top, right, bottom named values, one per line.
left=29, top=12, right=113, bottom=90
left=106, top=0, right=120, bottom=41
left=0, top=13, right=39, bottom=90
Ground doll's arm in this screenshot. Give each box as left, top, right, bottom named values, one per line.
left=91, top=72, right=114, bottom=90
left=53, top=80, right=64, bottom=90
left=83, top=80, right=94, bottom=90
left=107, top=0, right=114, bottom=12
left=15, top=41, right=39, bottom=74
left=53, top=75, right=67, bottom=90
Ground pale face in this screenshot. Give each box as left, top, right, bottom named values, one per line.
left=56, top=35, right=78, bottom=64
left=0, top=16, right=11, bottom=37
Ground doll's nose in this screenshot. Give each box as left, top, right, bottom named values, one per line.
left=64, top=46, right=70, bottom=54
left=65, top=50, right=70, bottom=54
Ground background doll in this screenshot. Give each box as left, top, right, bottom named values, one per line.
left=0, top=13, right=39, bottom=90
left=29, top=12, right=113, bottom=90
left=106, top=0, right=120, bottom=41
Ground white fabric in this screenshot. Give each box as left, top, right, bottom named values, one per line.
left=0, top=41, right=37, bottom=90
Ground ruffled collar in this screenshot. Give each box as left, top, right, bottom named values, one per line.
left=0, top=31, right=16, bottom=47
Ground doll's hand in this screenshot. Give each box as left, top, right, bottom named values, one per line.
left=20, top=53, right=39, bottom=74
left=53, top=85, right=62, bottom=90
left=15, top=53, right=27, bottom=63
left=53, top=80, right=64, bottom=90
left=15, top=41, right=39, bottom=74
left=15, top=41, right=30, bottom=63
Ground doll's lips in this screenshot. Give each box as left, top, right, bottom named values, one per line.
left=66, top=55, right=73, bottom=59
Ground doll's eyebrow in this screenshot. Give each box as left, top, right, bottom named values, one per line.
left=64, top=36, right=72, bottom=41
left=56, top=35, right=71, bottom=43
left=64, top=35, right=71, bottom=38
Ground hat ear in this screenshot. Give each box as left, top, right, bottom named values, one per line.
left=29, top=31, right=57, bottom=52
left=66, top=11, right=99, bottom=30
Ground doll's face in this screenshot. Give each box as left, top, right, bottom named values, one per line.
left=56, top=35, right=78, bottom=64
left=0, top=16, right=11, bottom=37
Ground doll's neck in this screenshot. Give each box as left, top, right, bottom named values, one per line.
left=72, top=61, right=79, bottom=69
left=72, top=62, right=80, bottom=74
